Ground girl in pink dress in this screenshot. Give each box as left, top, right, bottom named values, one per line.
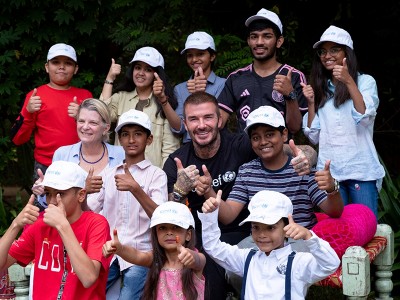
left=103, top=201, right=206, bottom=300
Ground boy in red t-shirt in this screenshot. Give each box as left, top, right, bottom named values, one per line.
left=10, top=43, right=92, bottom=200
left=0, top=161, right=111, bottom=300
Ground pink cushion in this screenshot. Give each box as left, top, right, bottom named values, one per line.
left=312, top=204, right=377, bottom=258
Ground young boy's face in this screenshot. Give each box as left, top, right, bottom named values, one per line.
left=251, top=220, right=286, bottom=255
left=44, top=187, right=84, bottom=218
left=45, top=56, right=78, bottom=88
left=118, top=124, right=152, bottom=159
left=249, top=124, right=287, bottom=162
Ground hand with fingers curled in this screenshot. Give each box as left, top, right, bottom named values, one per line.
left=26, top=88, right=42, bottom=113
left=13, top=195, right=40, bottom=229
left=114, top=163, right=140, bottom=193
left=195, top=165, right=212, bottom=196
left=284, top=214, right=312, bottom=241
left=174, top=157, right=200, bottom=195
left=85, top=167, right=103, bottom=194
left=202, top=190, right=222, bottom=213
left=67, top=96, right=79, bottom=118
left=193, top=67, right=207, bottom=92
left=315, top=160, right=336, bottom=193
left=43, top=194, right=68, bottom=228
left=176, top=242, right=196, bottom=267
left=103, top=228, right=121, bottom=258
left=32, top=168, right=45, bottom=196
left=289, top=139, right=311, bottom=176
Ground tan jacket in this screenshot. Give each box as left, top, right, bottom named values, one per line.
left=100, top=90, right=181, bottom=168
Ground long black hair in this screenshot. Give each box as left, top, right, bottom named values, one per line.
left=309, top=46, right=359, bottom=110
left=113, top=62, right=178, bottom=119
left=141, top=226, right=199, bottom=300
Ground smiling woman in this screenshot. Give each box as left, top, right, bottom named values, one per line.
left=31, top=98, right=125, bottom=210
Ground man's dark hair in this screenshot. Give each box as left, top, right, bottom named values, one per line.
left=247, top=20, right=282, bottom=37
left=183, top=91, right=221, bottom=119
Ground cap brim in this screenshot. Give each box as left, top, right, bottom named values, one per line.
left=150, top=219, right=191, bottom=229
left=239, top=215, right=283, bottom=226
left=180, top=46, right=209, bottom=55
left=245, top=16, right=266, bottom=27
left=39, top=180, right=74, bottom=190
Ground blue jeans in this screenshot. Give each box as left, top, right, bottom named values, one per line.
left=106, top=259, right=148, bottom=300
left=339, top=179, right=378, bottom=219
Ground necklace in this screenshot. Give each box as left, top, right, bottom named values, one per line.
left=80, top=143, right=106, bottom=164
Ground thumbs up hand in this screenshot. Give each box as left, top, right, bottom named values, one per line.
left=68, top=96, right=79, bottom=118
left=315, top=160, right=336, bottom=192
left=153, top=72, right=167, bottom=103
left=196, top=164, right=212, bottom=196
left=289, top=139, right=311, bottom=176
left=43, top=193, right=67, bottom=228
left=283, top=214, right=312, bottom=240
left=202, top=189, right=222, bottom=213
left=274, top=68, right=293, bottom=97
left=107, top=58, right=121, bottom=81
left=114, top=163, right=139, bottom=193
left=14, top=194, right=40, bottom=229
left=32, top=168, right=45, bottom=196
left=194, top=67, right=207, bottom=92
left=174, top=157, right=199, bottom=195
left=26, top=88, right=42, bottom=113
left=103, top=228, right=121, bottom=258
left=85, top=167, right=103, bottom=194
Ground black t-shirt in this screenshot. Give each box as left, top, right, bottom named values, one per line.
left=163, top=128, right=257, bottom=245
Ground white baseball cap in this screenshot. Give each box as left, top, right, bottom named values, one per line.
left=245, top=8, right=283, bottom=35
left=40, top=161, right=86, bottom=190
left=244, top=105, right=285, bottom=135
left=239, top=190, right=293, bottom=226
left=47, top=43, right=77, bottom=62
left=180, top=31, right=216, bottom=54
left=150, top=201, right=195, bottom=229
left=313, top=25, right=353, bottom=50
left=115, top=109, right=152, bottom=133
left=129, top=46, right=165, bottom=68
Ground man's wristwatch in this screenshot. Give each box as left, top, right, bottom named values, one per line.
left=284, top=90, right=297, bottom=101
left=327, top=178, right=340, bottom=195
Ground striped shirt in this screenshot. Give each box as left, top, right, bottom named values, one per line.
left=228, top=156, right=326, bottom=229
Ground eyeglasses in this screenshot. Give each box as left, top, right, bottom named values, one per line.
left=316, top=47, right=343, bottom=57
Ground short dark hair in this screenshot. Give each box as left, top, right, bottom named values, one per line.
left=248, top=123, right=285, bottom=136
left=247, top=20, right=282, bottom=37
left=117, top=124, right=151, bottom=138
left=183, top=91, right=221, bottom=119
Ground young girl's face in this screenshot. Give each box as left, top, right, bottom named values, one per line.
left=132, top=61, right=155, bottom=88
left=155, top=223, right=191, bottom=251
left=317, top=41, right=345, bottom=71
left=251, top=220, right=286, bottom=255
left=185, top=49, right=215, bottom=74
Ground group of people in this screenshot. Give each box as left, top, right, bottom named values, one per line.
left=2, top=6, right=385, bottom=300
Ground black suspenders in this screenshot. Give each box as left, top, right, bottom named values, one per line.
left=241, top=250, right=296, bottom=300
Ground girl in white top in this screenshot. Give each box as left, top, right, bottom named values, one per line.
left=301, top=26, right=385, bottom=218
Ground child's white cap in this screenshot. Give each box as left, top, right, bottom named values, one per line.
left=47, top=43, right=77, bottom=62
left=40, top=161, right=86, bottom=190
left=239, top=190, right=293, bottom=226
left=115, top=109, right=152, bottom=133
left=180, top=31, right=216, bottom=54
left=313, top=25, right=353, bottom=50
left=150, top=202, right=195, bottom=229
left=129, top=46, right=165, bottom=68
left=245, top=8, right=283, bottom=35
left=244, top=105, right=285, bottom=135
